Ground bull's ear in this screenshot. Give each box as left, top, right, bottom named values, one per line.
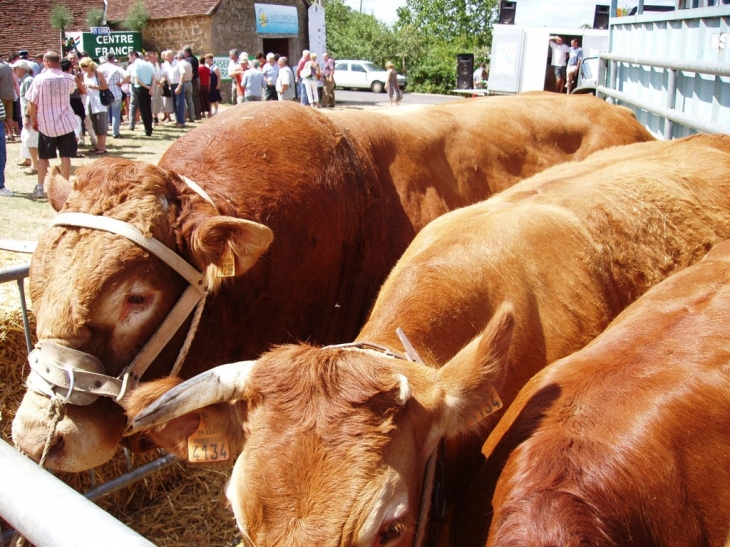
left=191, top=216, right=274, bottom=281
left=434, top=302, right=515, bottom=438
left=47, top=167, right=72, bottom=211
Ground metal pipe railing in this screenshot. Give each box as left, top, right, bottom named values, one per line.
left=0, top=439, right=157, bottom=547
left=600, top=52, right=730, bottom=78
left=0, top=265, right=32, bottom=354
left=597, top=85, right=730, bottom=136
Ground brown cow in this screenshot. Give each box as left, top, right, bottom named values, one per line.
left=454, top=238, right=730, bottom=547
left=11, top=94, right=653, bottom=473
left=129, top=134, right=730, bottom=547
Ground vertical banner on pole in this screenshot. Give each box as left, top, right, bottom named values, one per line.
left=308, top=2, right=326, bottom=64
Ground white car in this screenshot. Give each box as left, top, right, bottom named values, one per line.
left=333, top=60, right=407, bottom=93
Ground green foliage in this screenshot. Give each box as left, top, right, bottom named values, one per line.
left=86, top=8, right=105, bottom=28
left=50, top=3, right=73, bottom=31
left=325, top=0, right=397, bottom=68
left=124, top=1, right=150, bottom=32
left=399, top=0, right=498, bottom=48
left=324, top=0, right=498, bottom=94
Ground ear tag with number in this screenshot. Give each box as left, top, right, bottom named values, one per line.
left=217, top=247, right=236, bottom=278
left=187, top=412, right=230, bottom=463
left=468, top=384, right=503, bottom=427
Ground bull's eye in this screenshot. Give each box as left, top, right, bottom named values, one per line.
left=127, top=294, right=148, bottom=305
left=377, top=520, right=404, bottom=545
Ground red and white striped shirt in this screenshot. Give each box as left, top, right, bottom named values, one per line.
left=26, top=68, right=78, bottom=137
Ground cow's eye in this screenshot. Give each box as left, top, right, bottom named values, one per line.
left=126, top=294, right=148, bottom=305
left=377, top=520, right=404, bottom=545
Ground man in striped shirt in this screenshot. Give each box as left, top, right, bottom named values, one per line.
left=26, top=51, right=78, bottom=199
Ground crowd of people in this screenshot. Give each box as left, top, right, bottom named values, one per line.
left=225, top=48, right=337, bottom=108
left=0, top=46, right=347, bottom=199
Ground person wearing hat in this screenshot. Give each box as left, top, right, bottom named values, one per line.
left=11, top=60, right=38, bottom=173
left=18, top=50, right=40, bottom=76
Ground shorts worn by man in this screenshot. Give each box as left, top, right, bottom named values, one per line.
left=26, top=51, right=78, bottom=199
left=548, top=36, right=570, bottom=93
left=567, top=39, right=584, bottom=94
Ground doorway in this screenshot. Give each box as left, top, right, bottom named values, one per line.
left=262, top=38, right=290, bottom=60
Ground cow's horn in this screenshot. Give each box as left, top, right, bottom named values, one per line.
left=132, top=361, right=256, bottom=429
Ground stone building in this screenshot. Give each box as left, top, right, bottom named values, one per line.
left=105, top=0, right=309, bottom=63
left=2, top=0, right=308, bottom=72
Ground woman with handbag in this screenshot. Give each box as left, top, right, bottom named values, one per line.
left=79, top=57, right=109, bottom=154
left=302, top=52, right=322, bottom=108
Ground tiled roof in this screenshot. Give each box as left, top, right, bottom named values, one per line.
left=2, top=0, right=105, bottom=58
left=105, top=0, right=221, bottom=22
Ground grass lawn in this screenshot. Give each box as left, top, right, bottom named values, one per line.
left=1, top=112, right=224, bottom=243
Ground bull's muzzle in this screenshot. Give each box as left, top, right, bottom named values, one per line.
left=27, top=341, right=122, bottom=406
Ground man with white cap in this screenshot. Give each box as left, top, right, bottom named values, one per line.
left=11, top=60, right=38, bottom=173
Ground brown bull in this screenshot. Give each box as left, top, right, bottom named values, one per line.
left=12, top=94, right=653, bottom=473
left=129, top=134, right=730, bottom=547
left=454, top=238, right=730, bottom=547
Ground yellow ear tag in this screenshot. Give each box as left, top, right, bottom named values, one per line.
left=187, top=412, right=230, bottom=463
left=217, top=247, right=236, bottom=278
left=468, top=384, right=503, bottom=427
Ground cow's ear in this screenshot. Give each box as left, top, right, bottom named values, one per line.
left=434, top=302, right=514, bottom=438
left=47, top=167, right=72, bottom=211
left=122, top=376, right=247, bottom=459
left=191, top=216, right=274, bottom=283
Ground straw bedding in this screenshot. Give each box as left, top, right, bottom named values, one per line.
left=0, top=252, right=242, bottom=547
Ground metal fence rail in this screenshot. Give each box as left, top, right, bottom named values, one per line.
left=0, top=265, right=32, bottom=354
left=0, top=439, right=157, bottom=547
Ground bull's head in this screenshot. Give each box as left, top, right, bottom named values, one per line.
left=12, top=159, right=273, bottom=471
left=128, top=305, right=514, bottom=546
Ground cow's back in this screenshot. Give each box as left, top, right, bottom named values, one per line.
left=465, top=239, right=730, bottom=547
left=157, top=96, right=654, bottom=354
left=352, top=134, right=730, bottom=537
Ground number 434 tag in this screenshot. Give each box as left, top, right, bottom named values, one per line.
left=187, top=412, right=230, bottom=463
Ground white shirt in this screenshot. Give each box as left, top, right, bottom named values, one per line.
left=163, top=59, right=180, bottom=85
left=178, top=58, right=193, bottom=82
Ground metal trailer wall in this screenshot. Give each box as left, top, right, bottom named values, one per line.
left=607, top=1, right=730, bottom=138
left=489, top=24, right=609, bottom=94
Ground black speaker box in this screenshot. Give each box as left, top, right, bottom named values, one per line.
left=457, top=53, right=474, bottom=89
left=593, top=5, right=610, bottom=29
left=498, top=1, right=517, bottom=24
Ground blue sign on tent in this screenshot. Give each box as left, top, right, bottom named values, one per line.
left=254, top=3, right=299, bottom=35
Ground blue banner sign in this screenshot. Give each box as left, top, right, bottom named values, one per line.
left=254, top=3, right=298, bottom=35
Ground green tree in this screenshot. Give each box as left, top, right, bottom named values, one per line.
left=392, top=0, right=498, bottom=93
left=50, top=3, right=74, bottom=53
left=124, top=1, right=150, bottom=32
left=86, top=8, right=105, bottom=28
left=325, top=0, right=398, bottom=69
left=398, top=0, right=498, bottom=47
